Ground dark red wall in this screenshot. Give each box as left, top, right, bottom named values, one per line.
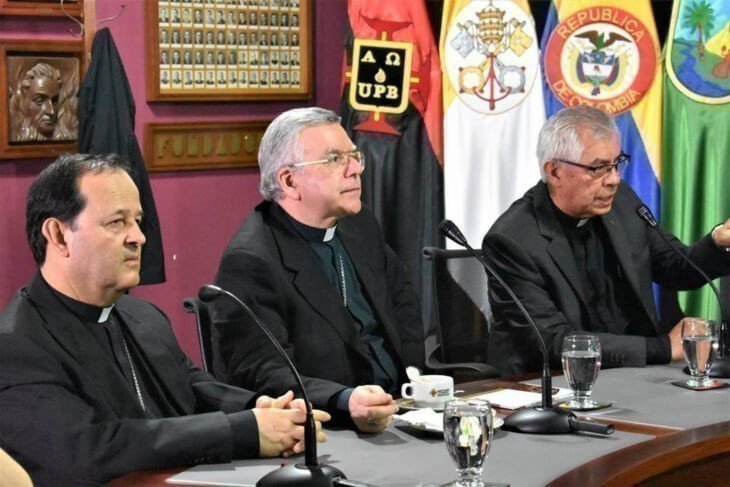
left=0, top=0, right=348, bottom=364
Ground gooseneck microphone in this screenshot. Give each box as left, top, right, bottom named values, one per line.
left=198, top=284, right=346, bottom=486
left=636, top=205, right=730, bottom=378
left=440, top=220, right=613, bottom=435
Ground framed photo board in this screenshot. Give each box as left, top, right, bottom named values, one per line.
left=0, top=0, right=82, bottom=17
left=146, top=0, right=311, bottom=101
left=0, top=40, right=84, bottom=160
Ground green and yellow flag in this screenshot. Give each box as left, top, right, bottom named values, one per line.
left=662, top=0, right=730, bottom=321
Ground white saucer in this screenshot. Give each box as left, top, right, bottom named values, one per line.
left=394, top=408, right=504, bottom=435
left=397, top=398, right=446, bottom=412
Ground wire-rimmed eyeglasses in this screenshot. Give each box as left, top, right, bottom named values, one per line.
left=555, top=152, right=630, bottom=178
left=289, top=150, right=366, bottom=170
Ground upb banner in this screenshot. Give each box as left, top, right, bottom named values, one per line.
left=340, top=0, right=443, bottom=315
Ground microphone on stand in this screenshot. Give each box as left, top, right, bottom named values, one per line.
left=198, top=284, right=346, bottom=486
left=440, top=220, right=614, bottom=436
left=636, top=205, right=730, bottom=378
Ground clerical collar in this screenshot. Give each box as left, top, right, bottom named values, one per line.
left=283, top=209, right=337, bottom=242
left=551, top=198, right=591, bottom=228
left=41, top=276, right=115, bottom=323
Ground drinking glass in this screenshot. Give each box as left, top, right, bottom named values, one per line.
left=561, top=334, right=601, bottom=409
left=443, top=399, right=492, bottom=487
left=682, top=319, right=717, bottom=387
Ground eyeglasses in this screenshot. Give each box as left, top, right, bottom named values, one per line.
left=555, top=152, right=630, bottom=178
left=289, top=150, right=366, bottom=170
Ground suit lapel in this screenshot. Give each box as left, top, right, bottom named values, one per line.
left=338, top=221, right=403, bottom=360
left=118, top=303, right=193, bottom=414
left=533, top=184, right=589, bottom=309
left=268, top=207, right=371, bottom=361
left=600, top=208, right=657, bottom=331
left=27, top=278, right=143, bottom=418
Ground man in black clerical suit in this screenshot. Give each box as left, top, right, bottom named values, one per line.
left=483, top=106, right=730, bottom=375
left=213, top=107, right=424, bottom=433
left=0, top=154, right=328, bottom=486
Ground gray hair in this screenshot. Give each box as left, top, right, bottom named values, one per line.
left=536, top=106, right=618, bottom=181
left=258, top=107, right=341, bottom=201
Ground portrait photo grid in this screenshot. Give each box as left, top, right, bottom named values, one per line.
left=157, top=0, right=302, bottom=91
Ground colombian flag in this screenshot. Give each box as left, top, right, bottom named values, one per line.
left=540, top=0, right=663, bottom=219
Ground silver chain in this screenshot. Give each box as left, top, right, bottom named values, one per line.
left=120, top=333, right=146, bottom=412
left=337, top=253, right=347, bottom=306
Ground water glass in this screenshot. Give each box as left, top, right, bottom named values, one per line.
left=561, top=334, right=601, bottom=409
left=443, top=399, right=493, bottom=487
left=682, top=319, right=717, bottom=387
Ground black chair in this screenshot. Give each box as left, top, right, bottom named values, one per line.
left=183, top=297, right=214, bottom=374
left=423, top=247, right=500, bottom=380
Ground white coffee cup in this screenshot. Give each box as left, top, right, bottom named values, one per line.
left=401, top=375, right=454, bottom=408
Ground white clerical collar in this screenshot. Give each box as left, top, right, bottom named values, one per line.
left=323, top=226, right=337, bottom=242
left=98, top=305, right=115, bottom=323
left=576, top=218, right=590, bottom=228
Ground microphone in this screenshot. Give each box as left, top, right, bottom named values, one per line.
left=198, top=284, right=346, bottom=486
left=636, top=205, right=730, bottom=378
left=440, top=220, right=613, bottom=435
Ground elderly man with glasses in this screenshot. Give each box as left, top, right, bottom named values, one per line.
left=483, top=105, right=730, bottom=376
left=212, top=107, right=424, bottom=433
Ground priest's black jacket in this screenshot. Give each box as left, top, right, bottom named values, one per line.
left=483, top=181, right=730, bottom=375
left=212, top=202, right=425, bottom=411
left=0, top=275, right=259, bottom=486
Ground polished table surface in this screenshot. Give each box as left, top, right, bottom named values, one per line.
left=111, top=364, right=730, bottom=486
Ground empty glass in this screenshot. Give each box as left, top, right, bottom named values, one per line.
left=443, top=399, right=492, bottom=487
left=682, top=319, right=717, bottom=387
left=561, top=334, right=601, bottom=409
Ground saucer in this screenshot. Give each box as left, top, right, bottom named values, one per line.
left=556, top=400, right=613, bottom=412
left=394, top=408, right=504, bottom=435
left=397, top=398, right=446, bottom=412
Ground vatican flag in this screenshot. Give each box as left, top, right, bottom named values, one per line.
left=440, top=0, right=545, bottom=314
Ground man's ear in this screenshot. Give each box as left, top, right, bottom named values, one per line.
left=544, top=160, right=561, bottom=186
left=41, top=218, right=71, bottom=258
left=276, top=166, right=301, bottom=200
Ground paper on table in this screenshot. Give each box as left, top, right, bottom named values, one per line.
left=473, top=388, right=573, bottom=410
left=394, top=408, right=443, bottom=432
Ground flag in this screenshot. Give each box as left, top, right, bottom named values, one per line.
left=340, top=0, right=443, bottom=314
left=662, top=0, right=730, bottom=322
left=440, top=0, right=544, bottom=314
left=541, top=0, right=663, bottom=219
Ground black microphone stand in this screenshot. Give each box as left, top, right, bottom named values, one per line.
left=637, top=206, right=730, bottom=378
left=440, top=220, right=613, bottom=436
left=199, top=285, right=345, bottom=486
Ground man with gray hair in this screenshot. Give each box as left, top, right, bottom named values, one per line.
left=483, top=106, right=730, bottom=375
left=213, top=107, right=424, bottom=433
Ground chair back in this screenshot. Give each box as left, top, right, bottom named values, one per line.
left=423, top=247, right=490, bottom=366
left=183, top=297, right=213, bottom=373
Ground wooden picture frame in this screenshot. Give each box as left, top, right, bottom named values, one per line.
left=0, top=0, right=83, bottom=17
left=0, top=40, right=84, bottom=160
left=146, top=0, right=311, bottom=102
left=144, top=120, right=268, bottom=172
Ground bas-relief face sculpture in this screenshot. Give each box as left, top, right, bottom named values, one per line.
left=8, top=61, right=76, bottom=143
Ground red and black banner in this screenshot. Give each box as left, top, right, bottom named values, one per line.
left=340, top=0, right=443, bottom=311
